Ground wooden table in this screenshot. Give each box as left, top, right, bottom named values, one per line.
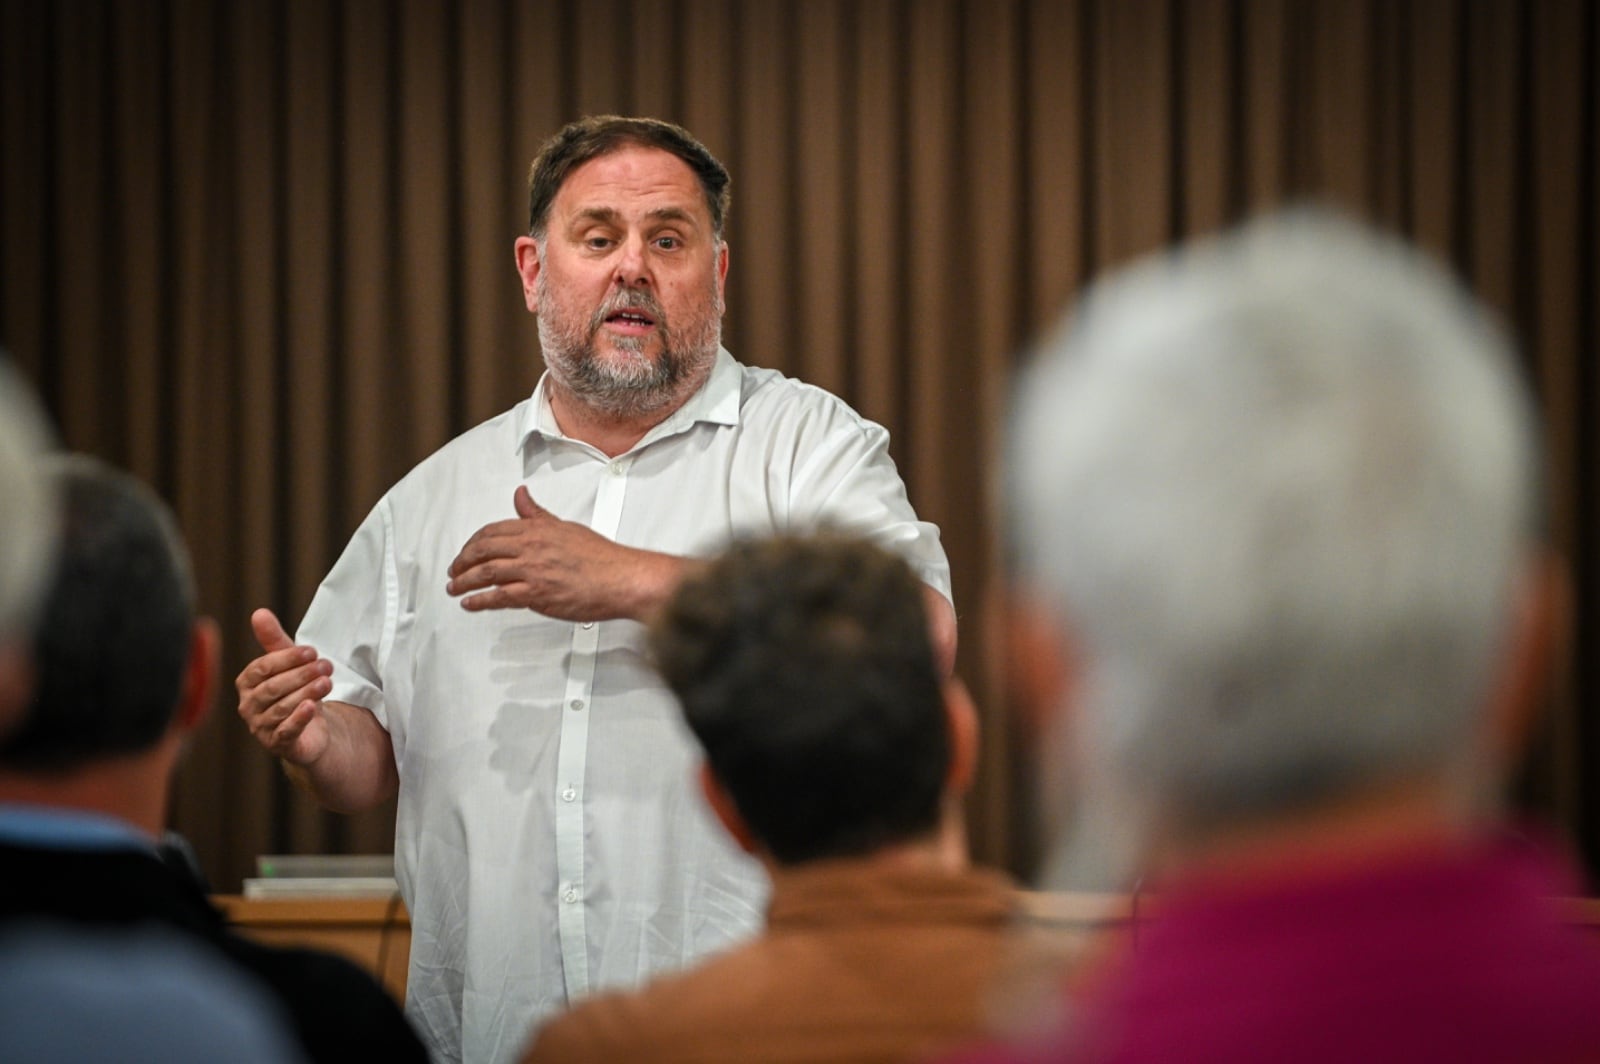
left=215, top=894, right=411, bottom=1001
left=215, top=889, right=1600, bottom=1008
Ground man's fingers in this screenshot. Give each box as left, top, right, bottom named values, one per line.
left=447, top=560, right=517, bottom=597
left=235, top=645, right=320, bottom=693
left=459, top=586, right=528, bottom=612
left=448, top=521, right=527, bottom=579
left=250, top=607, right=294, bottom=652
left=247, top=660, right=333, bottom=712
left=267, top=701, right=319, bottom=757
left=245, top=679, right=329, bottom=735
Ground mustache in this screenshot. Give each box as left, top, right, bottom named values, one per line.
left=588, top=288, right=667, bottom=334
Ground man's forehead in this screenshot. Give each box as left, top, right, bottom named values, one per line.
left=553, top=146, right=710, bottom=224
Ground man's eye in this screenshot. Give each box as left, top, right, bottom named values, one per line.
left=585, top=237, right=613, bottom=250
left=655, top=237, right=679, bottom=250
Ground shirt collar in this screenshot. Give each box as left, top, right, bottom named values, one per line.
left=516, top=347, right=743, bottom=455
left=0, top=802, right=155, bottom=852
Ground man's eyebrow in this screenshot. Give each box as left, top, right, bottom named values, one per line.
left=644, top=207, right=697, bottom=226
left=568, top=206, right=700, bottom=228
left=571, top=207, right=622, bottom=227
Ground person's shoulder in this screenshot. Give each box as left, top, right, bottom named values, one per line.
left=383, top=400, right=532, bottom=502
left=0, top=924, right=309, bottom=1064
left=522, top=946, right=763, bottom=1064
left=216, top=937, right=430, bottom=1063
left=522, top=981, right=699, bottom=1064
left=731, top=360, right=884, bottom=439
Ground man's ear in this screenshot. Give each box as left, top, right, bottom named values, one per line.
left=0, top=641, right=34, bottom=741
left=714, top=242, right=730, bottom=311
left=998, top=588, right=1074, bottom=745
left=1484, top=551, right=1570, bottom=774
left=173, top=617, right=221, bottom=736
left=943, top=677, right=980, bottom=797
left=514, top=236, right=542, bottom=314
left=698, top=761, right=758, bottom=856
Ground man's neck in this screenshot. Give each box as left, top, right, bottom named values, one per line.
left=1153, top=776, right=1479, bottom=894
left=765, top=805, right=971, bottom=888
left=546, top=382, right=686, bottom=458
left=0, top=749, right=173, bottom=842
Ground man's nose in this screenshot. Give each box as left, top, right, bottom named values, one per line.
left=613, top=236, right=651, bottom=287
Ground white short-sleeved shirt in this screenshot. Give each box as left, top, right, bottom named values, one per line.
left=296, top=349, right=952, bottom=1064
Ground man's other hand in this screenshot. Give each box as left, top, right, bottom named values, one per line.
left=447, top=486, right=685, bottom=623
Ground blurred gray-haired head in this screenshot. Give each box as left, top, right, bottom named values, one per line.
left=0, top=360, right=56, bottom=642
left=1007, top=209, right=1541, bottom=887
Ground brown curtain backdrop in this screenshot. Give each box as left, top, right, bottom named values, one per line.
left=3, top=0, right=1597, bottom=892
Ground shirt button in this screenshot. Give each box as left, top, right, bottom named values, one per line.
left=569, top=698, right=585, bottom=711
left=563, top=887, right=578, bottom=904
left=608, top=461, right=625, bottom=476
left=582, top=621, right=594, bottom=630
left=562, top=786, right=577, bottom=802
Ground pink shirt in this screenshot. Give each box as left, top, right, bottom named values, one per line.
left=954, top=833, right=1600, bottom=1063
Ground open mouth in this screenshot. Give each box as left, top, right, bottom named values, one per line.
left=605, top=309, right=657, bottom=329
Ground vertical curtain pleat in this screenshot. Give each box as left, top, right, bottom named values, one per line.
left=794, top=0, right=848, bottom=399
left=1023, top=0, right=1089, bottom=328
left=1177, top=0, right=1235, bottom=237
left=732, top=0, right=794, bottom=378
left=4, top=0, right=1599, bottom=889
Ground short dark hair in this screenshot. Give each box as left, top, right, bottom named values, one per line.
left=649, top=534, right=948, bottom=865
left=0, top=456, right=196, bottom=771
left=526, top=115, right=731, bottom=240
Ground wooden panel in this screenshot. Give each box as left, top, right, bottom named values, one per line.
left=217, top=895, right=412, bottom=1002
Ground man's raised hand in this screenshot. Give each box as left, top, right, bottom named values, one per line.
left=235, top=608, right=334, bottom=767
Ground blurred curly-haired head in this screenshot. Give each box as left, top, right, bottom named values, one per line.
left=650, top=533, right=947, bottom=865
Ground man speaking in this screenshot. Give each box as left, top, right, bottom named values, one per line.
left=236, top=116, right=954, bottom=1064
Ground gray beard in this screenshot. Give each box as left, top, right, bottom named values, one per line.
left=537, top=279, right=722, bottom=422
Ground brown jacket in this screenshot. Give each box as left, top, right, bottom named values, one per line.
left=520, top=859, right=1019, bottom=1064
